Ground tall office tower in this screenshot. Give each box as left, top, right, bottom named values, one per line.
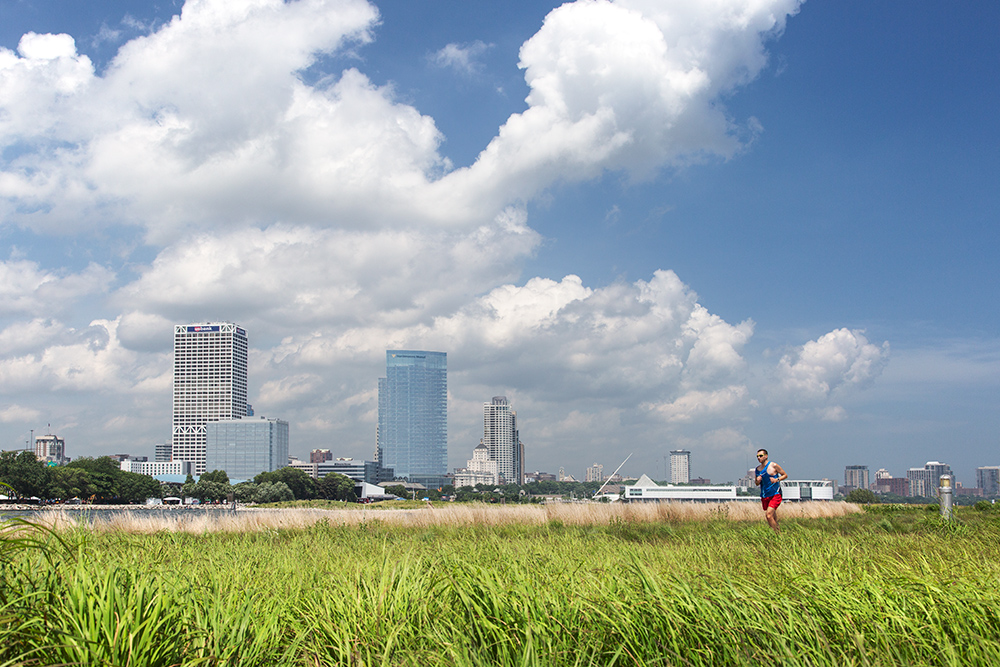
left=844, top=465, right=870, bottom=491
left=377, top=350, right=447, bottom=485
left=669, top=449, right=691, bottom=484
left=483, top=396, right=522, bottom=485
left=205, top=416, right=288, bottom=481
left=34, top=433, right=65, bottom=464
left=172, top=322, right=248, bottom=475
left=586, top=463, right=604, bottom=483
left=977, top=466, right=1000, bottom=497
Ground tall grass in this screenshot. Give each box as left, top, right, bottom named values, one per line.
left=31, top=500, right=862, bottom=534
left=3, top=504, right=999, bottom=665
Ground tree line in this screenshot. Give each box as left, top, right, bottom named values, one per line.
left=0, top=451, right=161, bottom=504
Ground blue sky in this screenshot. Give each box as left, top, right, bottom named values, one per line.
left=1, top=0, right=997, bottom=486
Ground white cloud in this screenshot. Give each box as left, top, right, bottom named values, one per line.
left=768, top=328, right=889, bottom=419
left=0, top=260, right=114, bottom=316
left=0, top=404, right=42, bottom=423
left=430, top=41, right=492, bottom=76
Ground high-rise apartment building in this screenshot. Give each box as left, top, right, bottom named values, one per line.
left=906, top=461, right=952, bottom=498
left=977, top=466, right=1000, bottom=497
left=844, top=465, right=870, bottom=491
left=483, top=396, right=522, bottom=485
left=586, top=463, right=604, bottom=483
left=205, top=416, right=288, bottom=481
left=34, top=433, right=65, bottom=465
left=311, top=449, right=333, bottom=463
left=377, top=350, right=447, bottom=485
left=669, top=449, right=691, bottom=484
left=172, top=322, right=248, bottom=475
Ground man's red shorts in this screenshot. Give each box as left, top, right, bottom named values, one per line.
left=761, top=494, right=782, bottom=511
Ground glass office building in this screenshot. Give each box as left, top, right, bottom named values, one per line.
left=205, top=416, right=289, bottom=481
left=377, top=350, right=447, bottom=485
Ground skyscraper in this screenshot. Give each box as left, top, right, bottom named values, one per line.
left=844, top=465, right=870, bottom=491
left=484, top=396, right=522, bottom=485
left=172, top=322, right=248, bottom=474
left=669, top=449, right=691, bottom=484
left=377, top=350, right=447, bottom=485
left=977, top=466, right=1000, bottom=497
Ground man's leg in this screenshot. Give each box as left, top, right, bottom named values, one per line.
left=765, top=506, right=779, bottom=533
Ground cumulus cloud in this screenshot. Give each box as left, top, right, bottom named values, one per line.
left=1, top=0, right=802, bottom=240
left=430, top=41, right=492, bottom=75
left=0, top=260, right=114, bottom=316
left=0, top=404, right=42, bottom=424
left=768, top=328, right=889, bottom=418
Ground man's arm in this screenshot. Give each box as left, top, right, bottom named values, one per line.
left=770, top=463, right=788, bottom=482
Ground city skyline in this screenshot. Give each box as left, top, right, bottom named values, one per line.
left=1, top=1, right=998, bottom=484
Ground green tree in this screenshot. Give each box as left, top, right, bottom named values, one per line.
left=200, top=469, right=230, bottom=485
left=46, top=467, right=95, bottom=501
left=189, top=479, right=230, bottom=503
left=254, top=467, right=315, bottom=500
left=66, top=457, right=122, bottom=502
left=117, top=472, right=162, bottom=504
left=233, top=481, right=257, bottom=503
left=385, top=484, right=408, bottom=498
left=252, top=481, right=294, bottom=504
left=317, top=473, right=357, bottom=501
left=845, top=488, right=879, bottom=504
left=0, top=451, right=52, bottom=499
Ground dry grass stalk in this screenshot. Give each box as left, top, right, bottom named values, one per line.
left=26, top=501, right=860, bottom=534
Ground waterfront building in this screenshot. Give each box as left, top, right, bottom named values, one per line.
left=172, top=322, right=248, bottom=474
left=377, top=350, right=447, bottom=486
left=289, top=457, right=385, bottom=485
left=119, top=459, right=193, bottom=478
left=669, top=449, right=691, bottom=484
left=454, top=442, right=499, bottom=488
left=154, top=443, right=172, bottom=462
left=977, top=466, right=1000, bottom=497
left=586, top=463, right=604, bottom=483
left=844, top=465, right=870, bottom=492
left=205, top=416, right=288, bottom=481
left=483, top=397, right=522, bottom=485
left=625, top=475, right=736, bottom=501
left=34, top=433, right=66, bottom=465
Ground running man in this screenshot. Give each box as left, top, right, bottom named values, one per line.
left=755, top=449, right=787, bottom=534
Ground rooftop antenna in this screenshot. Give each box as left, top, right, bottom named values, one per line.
left=593, top=452, right=632, bottom=499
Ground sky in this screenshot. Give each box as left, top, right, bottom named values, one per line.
left=1, top=0, right=998, bottom=486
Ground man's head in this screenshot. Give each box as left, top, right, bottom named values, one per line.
left=756, top=449, right=768, bottom=461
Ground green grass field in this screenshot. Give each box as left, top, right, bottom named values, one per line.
left=2, top=503, right=999, bottom=666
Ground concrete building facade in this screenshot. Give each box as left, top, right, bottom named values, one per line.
left=483, top=396, right=522, bottom=485
left=669, top=449, right=691, bottom=484
left=34, top=433, right=66, bottom=465
left=171, top=322, right=248, bottom=474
